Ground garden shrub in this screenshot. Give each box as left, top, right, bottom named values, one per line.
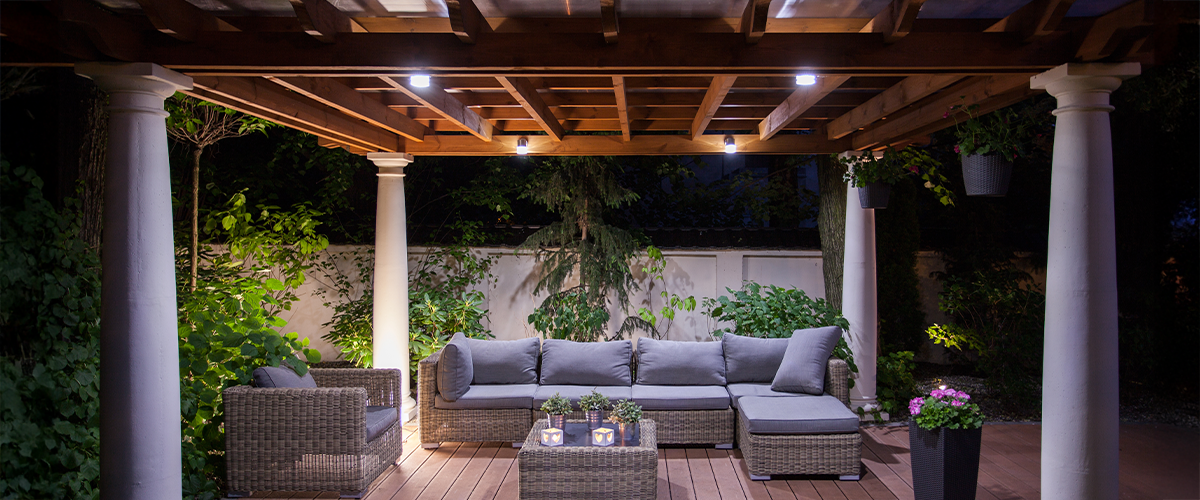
left=876, top=351, right=917, bottom=419
left=0, top=160, right=101, bottom=500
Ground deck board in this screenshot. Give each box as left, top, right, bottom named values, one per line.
left=237, top=422, right=1199, bottom=500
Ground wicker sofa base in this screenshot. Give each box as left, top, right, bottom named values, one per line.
left=420, top=407, right=533, bottom=444
left=519, top=419, right=658, bottom=500
left=736, top=413, right=861, bottom=478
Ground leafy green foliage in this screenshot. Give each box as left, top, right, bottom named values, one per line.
left=527, top=287, right=611, bottom=342
left=876, top=351, right=917, bottom=419
left=166, top=93, right=274, bottom=142
left=0, top=160, right=101, bottom=500
left=579, top=390, right=612, bottom=412
left=703, top=282, right=857, bottom=385
left=839, top=147, right=955, bottom=206
left=910, top=387, right=984, bottom=431
left=609, top=399, right=643, bottom=424
left=540, top=393, right=573, bottom=416
left=950, top=102, right=1036, bottom=159
left=635, top=246, right=697, bottom=338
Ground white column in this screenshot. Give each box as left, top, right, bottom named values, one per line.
left=839, top=151, right=880, bottom=415
left=367, top=152, right=417, bottom=422
left=1031, top=63, right=1139, bottom=500
left=75, top=63, right=192, bottom=500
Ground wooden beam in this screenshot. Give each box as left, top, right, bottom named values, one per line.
left=890, top=88, right=1041, bottom=147
left=191, top=75, right=401, bottom=152
left=267, top=76, right=428, bottom=141
left=758, top=76, right=850, bottom=141
left=739, top=0, right=771, bottom=43
left=135, top=0, right=238, bottom=41
left=849, top=74, right=1034, bottom=150
left=401, top=134, right=851, bottom=156
left=316, top=136, right=372, bottom=155
left=1076, top=0, right=1151, bottom=61
left=289, top=0, right=355, bottom=43
left=985, top=0, right=1076, bottom=42
left=49, top=0, right=142, bottom=61
left=861, top=0, right=925, bottom=43
left=826, top=74, right=961, bottom=139
left=496, top=77, right=565, bottom=141
left=0, top=3, right=100, bottom=60
left=446, top=0, right=484, bottom=43
left=601, top=0, right=619, bottom=43
left=184, top=87, right=372, bottom=152
left=689, top=76, right=737, bottom=140
left=382, top=77, right=494, bottom=142
left=612, top=77, right=631, bottom=141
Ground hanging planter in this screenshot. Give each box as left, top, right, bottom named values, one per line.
left=961, top=154, right=1013, bottom=197
left=857, top=182, right=891, bottom=209
left=909, top=422, right=983, bottom=500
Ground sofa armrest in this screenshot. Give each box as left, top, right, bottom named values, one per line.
left=418, top=348, right=442, bottom=414
left=223, top=385, right=368, bottom=456
left=824, top=357, right=850, bottom=408
left=310, top=368, right=403, bottom=409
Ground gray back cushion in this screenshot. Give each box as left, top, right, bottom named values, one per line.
left=437, top=332, right=473, bottom=402
left=770, top=326, right=843, bottom=395
left=539, top=339, right=632, bottom=386
left=468, top=337, right=540, bottom=384
left=722, top=333, right=790, bottom=383
left=252, top=365, right=317, bottom=388
left=635, top=338, right=726, bottom=385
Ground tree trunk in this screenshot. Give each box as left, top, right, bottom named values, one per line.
left=817, top=155, right=847, bottom=312
left=76, top=79, right=108, bottom=250
left=190, top=147, right=203, bottom=290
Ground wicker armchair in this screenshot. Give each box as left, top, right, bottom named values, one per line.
left=224, top=368, right=405, bottom=498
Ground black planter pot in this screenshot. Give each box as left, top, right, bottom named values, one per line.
left=857, top=182, right=891, bottom=209
left=909, top=422, right=982, bottom=500
left=961, top=154, right=1013, bottom=197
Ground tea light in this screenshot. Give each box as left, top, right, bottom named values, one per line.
left=540, top=427, right=564, bottom=446
left=591, top=427, right=615, bottom=446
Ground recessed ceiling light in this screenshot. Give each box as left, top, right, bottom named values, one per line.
left=410, top=75, right=431, bottom=88
left=796, top=74, right=817, bottom=86
left=724, top=136, right=736, bottom=154
left=516, top=137, right=529, bottom=155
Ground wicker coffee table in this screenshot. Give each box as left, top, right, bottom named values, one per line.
left=518, top=419, right=657, bottom=499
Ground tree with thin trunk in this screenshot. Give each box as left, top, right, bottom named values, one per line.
left=817, top=154, right=848, bottom=312
left=166, top=94, right=274, bottom=289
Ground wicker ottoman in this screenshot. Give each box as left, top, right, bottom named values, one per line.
left=736, top=396, right=862, bottom=480
left=518, top=419, right=657, bottom=499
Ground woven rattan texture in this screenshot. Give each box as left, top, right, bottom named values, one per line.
left=736, top=412, right=861, bottom=477
left=961, top=154, right=1013, bottom=197
left=519, top=419, right=658, bottom=499
left=224, top=369, right=404, bottom=494
left=419, top=349, right=533, bottom=444
left=823, top=357, right=851, bottom=407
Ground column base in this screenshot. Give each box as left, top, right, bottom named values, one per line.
left=401, top=396, right=418, bottom=423
left=851, top=400, right=887, bottom=422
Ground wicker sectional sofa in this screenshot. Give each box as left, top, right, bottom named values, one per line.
left=418, top=328, right=862, bottom=480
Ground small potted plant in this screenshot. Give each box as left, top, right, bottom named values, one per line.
left=540, top=393, right=573, bottom=430
left=579, top=390, right=611, bottom=430
left=950, top=102, right=1035, bottom=197
left=608, top=398, right=643, bottom=444
left=908, top=385, right=985, bottom=500
left=839, top=147, right=954, bottom=209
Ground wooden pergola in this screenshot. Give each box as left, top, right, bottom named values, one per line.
left=2, top=1, right=1193, bottom=500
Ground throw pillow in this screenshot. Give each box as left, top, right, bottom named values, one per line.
left=770, top=326, right=843, bottom=395
left=437, top=332, right=474, bottom=402
left=468, top=337, right=540, bottom=384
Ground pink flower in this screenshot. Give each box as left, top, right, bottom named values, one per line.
left=953, top=145, right=960, bottom=154
left=959, top=393, right=971, bottom=400
left=909, top=397, right=925, bottom=415
left=908, top=166, right=918, bottom=173
left=930, top=389, right=946, bottom=399
left=942, top=388, right=958, bottom=398
left=951, top=400, right=965, bottom=407
left=943, top=111, right=950, bottom=119
left=1012, top=153, right=1018, bottom=159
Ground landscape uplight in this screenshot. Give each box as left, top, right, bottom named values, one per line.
left=796, top=74, right=817, bottom=86
left=410, top=75, right=431, bottom=88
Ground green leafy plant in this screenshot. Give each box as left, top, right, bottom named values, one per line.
left=703, top=282, right=858, bottom=386
left=909, top=386, right=984, bottom=431
left=609, top=399, right=643, bottom=424
left=876, top=351, right=917, bottom=420
left=636, top=245, right=697, bottom=338
left=527, top=287, right=612, bottom=342
left=540, top=393, right=574, bottom=416
left=949, top=102, right=1036, bottom=159
left=579, top=390, right=612, bottom=412
left=0, top=161, right=101, bottom=500
left=838, top=147, right=956, bottom=206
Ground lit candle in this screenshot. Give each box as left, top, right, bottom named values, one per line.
left=592, top=427, right=615, bottom=446
left=540, top=427, right=564, bottom=446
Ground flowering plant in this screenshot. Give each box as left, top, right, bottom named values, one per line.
left=909, top=386, right=984, bottom=431
left=948, top=101, right=1035, bottom=159
left=837, top=147, right=956, bottom=206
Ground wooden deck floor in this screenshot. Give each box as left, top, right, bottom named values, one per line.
left=244, top=422, right=1199, bottom=500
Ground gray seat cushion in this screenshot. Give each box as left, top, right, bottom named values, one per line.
left=468, top=337, right=539, bottom=384
left=434, top=384, right=538, bottom=410
left=722, top=333, right=789, bottom=384
left=533, top=385, right=633, bottom=410
left=635, top=338, right=726, bottom=386
left=540, top=339, right=633, bottom=386
left=437, top=332, right=473, bottom=402
left=252, top=365, right=317, bottom=388
left=738, top=395, right=859, bottom=435
left=725, top=383, right=812, bottom=409
left=632, top=385, right=730, bottom=410
left=771, top=326, right=842, bottom=395
left=365, top=405, right=398, bottom=442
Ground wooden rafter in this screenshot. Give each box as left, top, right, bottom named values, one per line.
left=850, top=74, right=1034, bottom=150
left=446, top=0, right=484, bottom=43
left=289, top=0, right=356, bottom=43
left=862, top=0, right=925, bottom=43
left=135, top=0, right=237, bottom=41
left=612, top=77, right=631, bottom=141
left=689, top=76, right=737, bottom=140
left=739, top=0, right=771, bottom=43
left=1076, top=0, right=1152, bottom=61
left=191, top=75, right=401, bottom=152
left=317, top=136, right=372, bottom=155
left=826, top=74, right=961, bottom=140
left=382, top=77, right=494, bottom=142
left=185, top=86, right=377, bottom=152
left=986, top=0, right=1076, bottom=42
left=601, top=0, right=619, bottom=43
left=758, top=76, right=850, bottom=141
left=496, top=77, right=565, bottom=141
left=267, top=76, right=429, bottom=142
left=400, top=134, right=850, bottom=156
left=49, top=0, right=142, bottom=61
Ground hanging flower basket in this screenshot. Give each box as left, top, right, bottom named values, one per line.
left=961, top=154, right=1013, bottom=197
left=909, top=422, right=983, bottom=500
left=857, top=182, right=891, bottom=209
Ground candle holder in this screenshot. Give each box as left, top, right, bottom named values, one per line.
left=540, top=427, right=564, bottom=447
left=591, top=427, right=615, bottom=447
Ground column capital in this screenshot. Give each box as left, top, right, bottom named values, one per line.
left=1031, top=63, right=1141, bottom=100
left=367, top=152, right=415, bottom=176
left=75, top=62, right=192, bottom=98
